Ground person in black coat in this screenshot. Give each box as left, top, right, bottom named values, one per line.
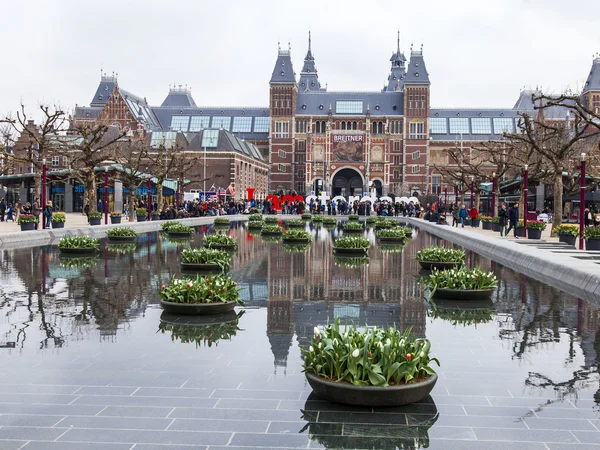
left=506, top=202, right=520, bottom=238
left=498, top=203, right=509, bottom=237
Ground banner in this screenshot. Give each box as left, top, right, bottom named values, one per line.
left=331, top=134, right=364, bottom=162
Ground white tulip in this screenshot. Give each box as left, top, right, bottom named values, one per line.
left=318, top=342, right=323, bottom=349
left=352, top=349, right=359, bottom=358
left=309, top=346, right=314, bottom=352
left=314, top=327, right=320, bottom=336
left=386, top=338, right=391, bottom=346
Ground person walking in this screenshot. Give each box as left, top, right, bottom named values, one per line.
left=43, top=201, right=53, bottom=228
left=498, top=203, right=508, bottom=237
left=452, top=205, right=459, bottom=227
left=506, top=202, right=520, bottom=238
left=459, top=205, right=468, bottom=228
left=32, top=197, right=42, bottom=229
left=0, top=198, right=6, bottom=222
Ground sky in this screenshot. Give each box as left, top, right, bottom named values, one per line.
left=1, top=0, right=599, bottom=120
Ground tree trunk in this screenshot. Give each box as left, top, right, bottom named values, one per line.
left=33, top=171, right=42, bottom=200
left=552, top=171, right=563, bottom=232
left=494, top=184, right=501, bottom=216
left=127, top=188, right=136, bottom=222
left=85, top=172, right=97, bottom=212
left=475, top=192, right=481, bottom=213
left=157, top=182, right=163, bottom=212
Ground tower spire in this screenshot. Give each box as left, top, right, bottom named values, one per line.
left=309, top=30, right=312, bottom=54
left=397, top=30, right=400, bottom=53
left=299, top=30, right=322, bottom=91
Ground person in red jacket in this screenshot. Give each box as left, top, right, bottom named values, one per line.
left=469, top=207, right=479, bottom=227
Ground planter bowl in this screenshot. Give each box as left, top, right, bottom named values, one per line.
left=204, top=243, right=237, bottom=250
left=168, top=231, right=193, bottom=237
left=89, top=218, right=101, bottom=226
left=110, top=216, right=122, bottom=224
left=58, top=247, right=98, bottom=255
left=160, top=300, right=236, bottom=315
left=51, top=221, right=65, bottom=229
left=418, top=261, right=462, bottom=271
left=282, top=237, right=311, bottom=244
left=107, top=235, right=137, bottom=243
left=305, top=372, right=437, bottom=406
left=527, top=228, right=542, bottom=239
left=19, top=222, right=37, bottom=231
left=261, top=231, right=283, bottom=236
left=586, top=237, right=600, bottom=251
left=286, top=223, right=306, bottom=228
left=137, top=216, right=147, bottom=222
left=432, top=288, right=495, bottom=301
left=343, top=229, right=364, bottom=234
left=247, top=224, right=263, bottom=229
left=378, top=237, right=406, bottom=243
left=482, top=221, right=492, bottom=230
left=333, top=247, right=368, bottom=255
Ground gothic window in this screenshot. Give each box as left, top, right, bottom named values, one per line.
left=352, top=121, right=357, bottom=130
left=341, top=122, right=346, bottom=130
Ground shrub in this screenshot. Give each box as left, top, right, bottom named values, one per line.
left=181, top=248, right=231, bottom=270
left=334, top=236, right=370, bottom=249
left=51, top=212, right=66, bottom=223
left=88, top=211, right=102, bottom=219
left=416, top=247, right=466, bottom=262
left=426, top=267, right=498, bottom=295
left=17, top=214, right=38, bottom=224
left=584, top=227, right=600, bottom=239
left=526, top=220, right=546, bottom=231
left=158, top=274, right=243, bottom=306
left=302, top=319, right=439, bottom=386
left=58, top=236, right=99, bottom=249
left=204, top=234, right=237, bottom=247
left=553, top=224, right=579, bottom=236
left=106, top=227, right=138, bottom=237
left=136, top=208, right=147, bottom=217
left=282, top=229, right=311, bottom=240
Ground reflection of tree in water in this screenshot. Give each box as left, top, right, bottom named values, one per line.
left=300, top=394, right=438, bottom=449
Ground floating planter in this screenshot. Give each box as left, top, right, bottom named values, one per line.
left=301, top=213, right=313, bottom=220
left=365, top=216, right=378, bottom=225
left=58, top=236, right=99, bottom=254
left=203, top=234, right=238, bottom=250
left=302, top=320, right=439, bottom=406
left=375, top=218, right=398, bottom=229
left=428, top=299, right=495, bottom=327
left=261, top=225, right=283, bottom=236
left=162, top=222, right=193, bottom=237
left=264, top=216, right=280, bottom=224
left=311, top=215, right=324, bottom=223
left=379, top=243, right=407, bottom=252
left=158, top=273, right=244, bottom=315
left=261, top=235, right=283, bottom=243
left=416, top=247, right=466, bottom=270
left=322, top=217, right=337, bottom=227
left=282, top=229, right=311, bottom=243
left=180, top=248, right=231, bottom=272
left=342, top=221, right=364, bottom=233
left=106, top=243, right=137, bottom=254
left=213, top=217, right=230, bottom=227
left=333, top=256, right=369, bottom=268
left=247, top=220, right=264, bottom=229
left=286, top=219, right=306, bottom=228
left=158, top=310, right=244, bottom=348
left=332, top=236, right=370, bottom=255
left=348, top=214, right=360, bottom=221
left=248, top=213, right=263, bottom=221
left=376, top=227, right=410, bottom=243
left=426, top=267, right=498, bottom=300
left=106, top=226, right=138, bottom=242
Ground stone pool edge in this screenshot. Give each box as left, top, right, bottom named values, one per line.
left=0, top=216, right=247, bottom=250
left=406, top=217, right=600, bottom=305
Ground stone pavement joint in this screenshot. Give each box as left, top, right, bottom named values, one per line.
left=407, top=218, right=600, bottom=306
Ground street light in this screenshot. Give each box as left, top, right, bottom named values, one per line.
left=523, top=164, right=528, bottom=238
left=202, top=128, right=206, bottom=202
left=580, top=153, right=586, bottom=250
left=104, top=166, right=108, bottom=225
left=470, top=175, right=474, bottom=210
left=492, top=172, right=497, bottom=217
left=42, top=158, right=47, bottom=230
left=147, top=177, right=152, bottom=221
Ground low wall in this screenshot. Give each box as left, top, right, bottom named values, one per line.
left=0, top=216, right=245, bottom=250
left=406, top=218, right=600, bottom=305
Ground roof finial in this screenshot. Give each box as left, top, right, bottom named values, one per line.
left=410, top=42, right=413, bottom=52
left=397, top=30, right=400, bottom=53
left=278, top=40, right=281, bottom=51
left=308, top=29, right=312, bottom=53
left=288, top=40, right=291, bottom=51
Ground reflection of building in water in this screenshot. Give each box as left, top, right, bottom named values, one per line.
left=264, top=226, right=428, bottom=368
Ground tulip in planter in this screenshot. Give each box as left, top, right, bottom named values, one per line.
left=526, top=220, right=546, bottom=240
left=51, top=212, right=66, bottom=228
left=17, top=214, right=38, bottom=231
left=553, top=224, right=578, bottom=247
left=88, top=211, right=102, bottom=226
left=584, top=227, right=600, bottom=251
left=110, top=212, right=122, bottom=224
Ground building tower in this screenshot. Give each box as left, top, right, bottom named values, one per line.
left=385, top=31, right=407, bottom=92
left=583, top=55, right=600, bottom=115
left=403, top=45, right=431, bottom=195
left=298, top=31, right=323, bottom=92
left=269, top=43, right=297, bottom=194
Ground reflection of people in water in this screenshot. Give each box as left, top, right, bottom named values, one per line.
left=333, top=142, right=363, bottom=162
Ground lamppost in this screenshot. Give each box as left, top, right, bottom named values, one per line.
left=454, top=184, right=458, bottom=207
left=147, top=177, right=152, bottom=221
left=42, top=158, right=47, bottom=230
left=470, top=176, right=474, bottom=210
left=444, top=187, right=448, bottom=218
left=523, top=164, right=528, bottom=238
left=580, top=153, right=586, bottom=250
left=491, top=172, right=497, bottom=217
left=203, top=131, right=207, bottom=202
left=104, top=167, right=108, bottom=225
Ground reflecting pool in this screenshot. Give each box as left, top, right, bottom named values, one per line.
left=0, top=221, right=598, bottom=449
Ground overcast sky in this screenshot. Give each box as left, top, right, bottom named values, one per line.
left=2, top=0, right=599, bottom=120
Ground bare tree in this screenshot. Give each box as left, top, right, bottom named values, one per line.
left=66, top=121, right=127, bottom=212
left=112, top=136, right=147, bottom=221
left=0, top=104, right=68, bottom=197
left=504, top=92, right=600, bottom=230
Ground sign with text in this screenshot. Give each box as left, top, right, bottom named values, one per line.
left=331, top=134, right=364, bottom=162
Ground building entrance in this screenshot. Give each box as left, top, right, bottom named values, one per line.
left=332, top=168, right=363, bottom=197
